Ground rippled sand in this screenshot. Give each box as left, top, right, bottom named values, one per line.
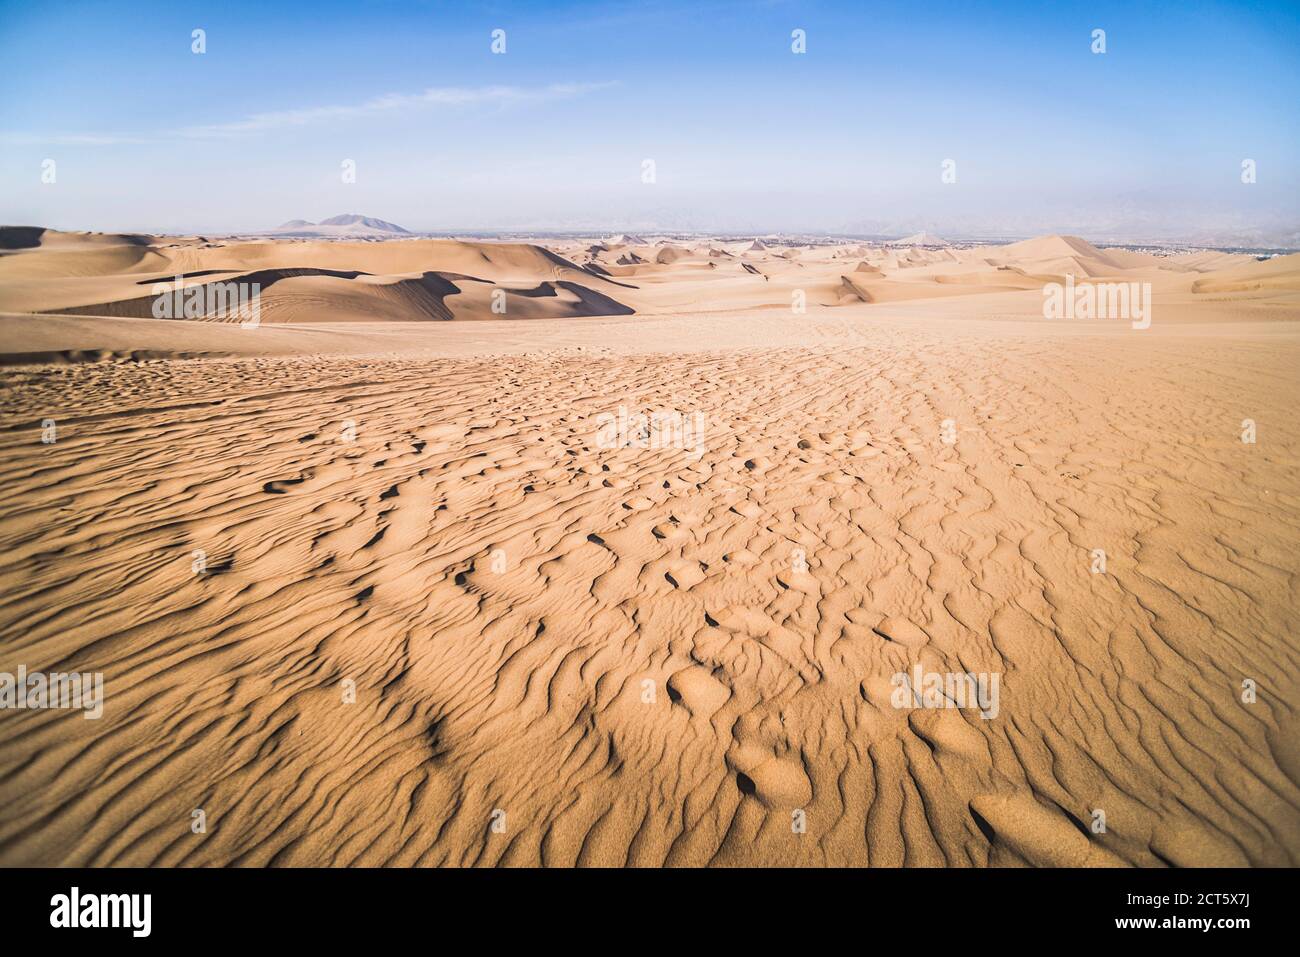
left=1, top=231, right=1298, bottom=866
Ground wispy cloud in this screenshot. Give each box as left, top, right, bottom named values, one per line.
left=1, top=81, right=614, bottom=146
left=0, top=132, right=154, bottom=146
left=178, top=82, right=614, bottom=138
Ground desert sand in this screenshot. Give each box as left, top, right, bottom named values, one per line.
left=1, top=227, right=1298, bottom=866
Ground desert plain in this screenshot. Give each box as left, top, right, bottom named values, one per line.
left=0, top=226, right=1297, bottom=866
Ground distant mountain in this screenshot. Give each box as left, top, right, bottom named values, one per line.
left=266, top=215, right=411, bottom=238
left=886, top=231, right=949, bottom=247
left=316, top=214, right=410, bottom=233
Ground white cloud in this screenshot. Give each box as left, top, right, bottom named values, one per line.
left=0, top=132, right=153, bottom=146
left=1, top=82, right=615, bottom=146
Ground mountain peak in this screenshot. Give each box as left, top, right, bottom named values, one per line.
left=887, top=231, right=949, bottom=247
left=316, top=214, right=409, bottom=233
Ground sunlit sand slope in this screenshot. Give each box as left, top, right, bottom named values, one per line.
left=0, top=312, right=1296, bottom=867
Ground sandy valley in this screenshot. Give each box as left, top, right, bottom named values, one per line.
left=1, top=227, right=1298, bottom=866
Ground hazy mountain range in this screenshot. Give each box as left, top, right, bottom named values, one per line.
left=263, top=215, right=412, bottom=238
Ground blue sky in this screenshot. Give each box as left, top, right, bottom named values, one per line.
left=1, top=0, right=1297, bottom=241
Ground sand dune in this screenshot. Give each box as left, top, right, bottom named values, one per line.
left=1, top=230, right=1298, bottom=867
left=0, top=228, right=170, bottom=280
left=981, top=235, right=1131, bottom=279
left=1190, top=252, right=1300, bottom=294
left=0, top=232, right=635, bottom=322
left=654, top=244, right=696, bottom=265
left=1162, top=250, right=1260, bottom=273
